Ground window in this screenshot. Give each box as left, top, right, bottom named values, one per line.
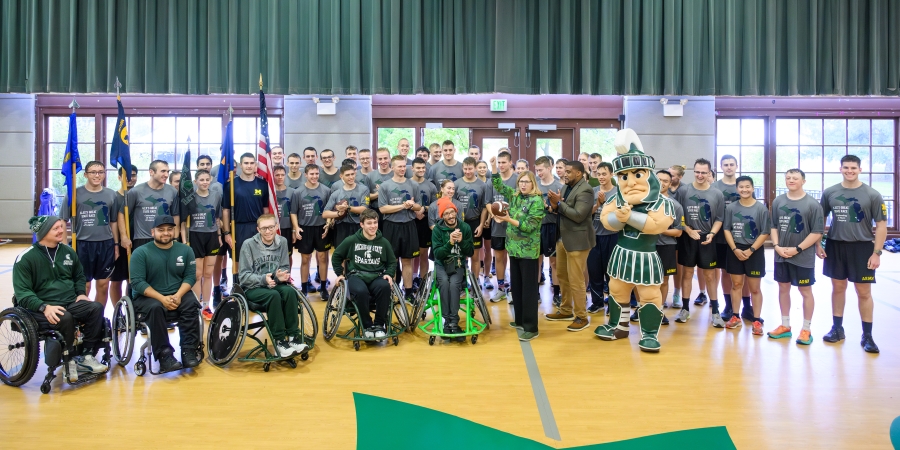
left=716, top=119, right=766, bottom=201
left=580, top=128, right=618, bottom=163
left=423, top=128, right=469, bottom=160
left=48, top=116, right=95, bottom=201
left=775, top=118, right=895, bottom=227
left=376, top=128, right=415, bottom=156
left=233, top=116, right=282, bottom=159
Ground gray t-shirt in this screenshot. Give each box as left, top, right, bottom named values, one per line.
left=324, top=183, right=370, bottom=224
left=286, top=173, right=304, bottom=189
left=275, top=186, right=295, bottom=229
left=486, top=173, right=518, bottom=238
left=290, top=183, right=331, bottom=227
left=186, top=189, right=222, bottom=233
left=592, top=186, right=619, bottom=236
left=428, top=160, right=464, bottom=186
left=771, top=193, right=825, bottom=268
left=415, top=179, right=439, bottom=220
left=724, top=201, right=771, bottom=246
left=378, top=178, right=421, bottom=223
left=319, top=168, right=342, bottom=189
left=428, top=198, right=466, bottom=228
left=820, top=183, right=886, bottom=242
left=364, top=170, right=394, bottom=205
left=125, top=182, right=180, bottom=240
left=712, top=180, right=740, bottom=243
left=61, top=186, right=119, bottom=242
left=657, top=197, right=684, bottom=246
left=675, top=183, right=725, bottom=235
left=454, top=178, right=488, bottom=224
left=539, top=179, right=565, bottom=226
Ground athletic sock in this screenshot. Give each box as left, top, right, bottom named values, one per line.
left=682, top=301, right=690, bottom=311
left=742, top=296, right=751, bottom=309
left=862, top=321, right=873, bottom=335
left=833, top=316, right=843, bottom=328
left=782, top=316, right=791, bottom=328
left=497, top=279, right=506, bottom=291
left=722, top=294, right=731, bottom=307
left=710, top=300, right=719, bottom=314
left=802, top=320, right=811, bottom=331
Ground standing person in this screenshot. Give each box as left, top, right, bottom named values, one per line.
left=429, top=180, right=465, bottom=228
left=270, top=145, right=285, bottom=167
left=467, top=145, right=491, bottom=177
left=197, top=155, right=227, bottom=305
left=491, top=170, right=545, bottom=341
left=588, top=154, right=603, bottom=181
left=61, top=161, right=120, bottom=309
left=486, top=152, right=518, bottom=302
left=273, top=166, right=296, bottom=267
left=345, top=145, right=359, bottom=165
left=365, top=147, right=395, bottom=226
left=655, top=170, right=683, bottom=324
left=586, top=162, right=618, bottom=314
left=303, top=147, right=318, bottom=168
left=415, top=146, right=430, bottom=164
left=767, top=169, right=824, bottom=345
left=169, top=170, right=182, bottom=188
left=816, top=155, right=887, bottom=353
left=286, top=153, right=305, bottom=188
left=672, top=158, right=725, bottom=324
left=668, top=164, right=686, bottom=307
left=290, top=164, right=333, bottom=296
left=454, top=157, right=489, bottom=282
left=722, top=176, right=771, bottom=333
left=712, top=155, right=750, bottom=321
left=411, top=157, right=438, bottom=291
left=429, top=140, right=464, bottom=186
left=431, top=197, right=474, bottom=339
left=323, top=164, right=371, bottom=251
left=183, top=169, right=222, bottom=320
left=545, top=160, right=595, bottom=332
left=555, top=159, right=567, bottom=181
left=222, top=153, right=270, bottom=263
left=378, top=155, right=423, bottom=301
left=578, top=153, right=590, bottom=167
left=120, top=160, right=181, bottom=254
left=397, top=138, right=412, bottom=164
left=428, top=143, right=442, bottom=168
left=110, top=165, right=138, bottom=307
left=475, top=160, right=493, bottom=285
left=318, top=149, right=341, bottom=188
left=535, top=156, right=564, bottom=305
left=515, top=159, right=529, bottom=176
left=358, top=148, right=373, bottom=175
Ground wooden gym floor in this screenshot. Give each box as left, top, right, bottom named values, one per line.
left=0, top=243, right=897, bottom=449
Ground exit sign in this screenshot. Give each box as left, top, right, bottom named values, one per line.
left=490, top=99, right=507, bottom=112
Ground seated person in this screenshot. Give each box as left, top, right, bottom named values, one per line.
left=431, top=198, right=474, bottom=338
left=331, top=209, right=398, bottom=338
left=130, top=215, right=202, bottom=372
left=239, top=214, right=309, bottom=358
left=13, top=215, right=108, bottom=381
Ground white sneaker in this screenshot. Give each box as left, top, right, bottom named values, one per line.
left=674, top=309, right=691, bottom=323
left=672, top=295, right=683, bottom=309
left=276, top=340, right=296, bottom=357
left=66, top=359, right=79, bottom=382
left=76, top=354, right=109, bottom=374
left=364, top=328, right=375, bottom=338
left=290, top=338, right=309, bottom=354
left=374, top=328, right=386, bottom=339
left=711, top=313, right=726, bottom=329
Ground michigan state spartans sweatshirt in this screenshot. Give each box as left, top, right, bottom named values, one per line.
left=331, top=229, right=397, bottom=284
left=13, top=243, right=86, bottom=311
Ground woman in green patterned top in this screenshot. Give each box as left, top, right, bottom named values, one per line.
left=491, top=169, right=545, bottom=341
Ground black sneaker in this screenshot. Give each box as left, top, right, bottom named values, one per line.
left=693, top=292, right=708, bottom=306
left=587, top=303, right=603, bottom=315
left=412, top=277, right=422, bottom=291
left=301, top=281, right=311, bottom=296
left=861, top=334, right=880, bottom=353
left=740, top=306, right=755, bottom=322
left=823, top=325, right=845, bottom=343
left=662, top=315, right=670, bottom=326
left=721, top=303, right=733, bottom=321
left=181, top=349, right=201, bottom=369
left=539, top=272, right=546, bottom=285
left=159, top=353, right=183, bottom=372
left=552, top=294, right=561, bottom=307
left=630, top=311, right=639, bottom=323
left=318, top=282, right=328, bottom=297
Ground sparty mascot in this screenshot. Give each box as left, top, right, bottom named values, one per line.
left=594, top=129, right=675, bottom=353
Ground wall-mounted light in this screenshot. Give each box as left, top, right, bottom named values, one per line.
left=314, top=97, right=339, bottom=115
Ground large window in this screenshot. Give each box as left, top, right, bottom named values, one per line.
left=580, top=128, right=618, bottom=162
left=376, top=128, right=415, bottom=155
left=48, top=116, right=95, bottom=199
left=233, top=116, right=282, bottom=158
left=716, top=119, right=766, bottom=201
left=423, top=128, right=469, bottom=159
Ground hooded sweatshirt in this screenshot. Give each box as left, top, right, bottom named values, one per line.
left=431, top=219, right=474, bottom=269
left=331, top=228, right=398, bottom=284
left=239, top=233, right=291, bottom=290
left=13, top=243, right=86, bottom=311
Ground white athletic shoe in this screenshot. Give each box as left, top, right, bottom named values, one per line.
left=711, top=313, right=726, bottom=329
left=289, top=338, right=309, bottom=354
left=276, top=340, right=296, bottom=357
left=76, top=354, right=109, bottom=374
left=66, top=360, right=79, bottom=382
left=374, top=328, right=386, bottom=339
left=674, top=309, right=691, bottom=323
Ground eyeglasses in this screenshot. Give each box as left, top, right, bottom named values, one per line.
left=258, top=225, right=277, bottom=232
left=518, top=180, right=533, bottom=185
left=85, top=171, right=104, bottom=176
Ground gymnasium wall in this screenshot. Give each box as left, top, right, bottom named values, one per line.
left=283, top=96, right=372, bottom=162
left=0, top=94, right=36, bottom=234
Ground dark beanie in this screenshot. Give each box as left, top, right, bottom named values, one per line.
left=29, top=215, right=62, bottom=241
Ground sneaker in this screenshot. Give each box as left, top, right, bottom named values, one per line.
left=861, top=334, right=879, bottom=353
left=674, top=310, right=690, bottom=323
left=661, top=300, right=668, bottom=308
left=201, top=306, right=214, bottom=321
left=509, top=322, right=523, bottom=330
left=276, top=340, right=296, bottom=358
left=721, top=303, right=733, bottom=321
left=363, top=328, right=375, bottom=339
left=181, top=349, right=201, bottom=369
left=740, top=307, right=755, bottom=322
left=823, top=325, right=845, bottom=343
left=318, top=283, right=329, bottom=297
left=374, top=327, right=386, bottom=339
left=725, top=315, right=742, bottom=329
left=552, top=293, right=561, bottom=307
left=159, top=353, right=183, bottom=372
left=539, top=272, right=546, bottom=285
left=711, top=313, right=726, bottom=328
left=693, top=292, right=708, bottom=306
left=567, top=318, right=590, bottom=332
left=630, top=311, right=639, bottom=323
left=796, top=329, right=813, bottom=345
left=661, top=315, right=670, bottom=326
left=587, top=303, right=603, bottom=315
left=290, top=337, right=309, bottom=354
left=505, top=291, right=513, bottom=304
left=671, top=295, right=682, bottom=309
left=751, top=321, right=764, bottom=336
left=483, top=280, right=495, bottom=291
left=76, top=354, right=109, bottom=374
left=66, top=359, right=79, bottom=382
left=545, top=312, right=575, bottom=321
left=767, top=325, right=792, bottom=339
left=301, top=281, right=311, bottom=296
left=519, top=331, right=539, bottom=341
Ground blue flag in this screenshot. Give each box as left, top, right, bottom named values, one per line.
left=60, top=112, right=82, bottom=201
left=218, top=119, right=235, bottom=185
left=109, top=98, right=132, bottom=181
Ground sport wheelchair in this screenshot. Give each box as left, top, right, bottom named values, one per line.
left=206, top=285, right=317, bottom=372
left=322, top=277, right=409, bottom=351
left=409, top=270, right=491, bottom=345
left=111, top=296, right=203, bottom=376
left=0, top=300, right=111, bottom=394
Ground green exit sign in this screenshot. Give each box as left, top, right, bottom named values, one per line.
left=490, top=99, right=507, bottom=112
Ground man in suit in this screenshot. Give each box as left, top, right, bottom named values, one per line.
left=545, top=160, right=596, bottom=331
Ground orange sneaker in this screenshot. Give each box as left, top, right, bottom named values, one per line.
left=201, top=306, right=214, bottom=321
left=796, top=329, right=813, bottom=345
left=751, top=321, right=764, bottom=336
left=725, top=315, right=742, bottom=329
left=767, top=325, right=792, bottom=339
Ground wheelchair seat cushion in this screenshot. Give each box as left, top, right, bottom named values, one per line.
left=246, top=300, right=267, bottom=314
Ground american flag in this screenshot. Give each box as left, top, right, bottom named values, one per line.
left=256, top=87, right=278, bottom=223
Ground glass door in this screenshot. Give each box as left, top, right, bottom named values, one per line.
left=472, top=129, right=519, bottom=162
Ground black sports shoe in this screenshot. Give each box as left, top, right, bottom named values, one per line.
left=740, top=306, right=755, bottom=322
left=662, top=315, right=670, bottom=326
left=721, top=303, right=733, bottom=321
left=823, top=325, right=846, bottom=343
left=587, top=303, right=603, bottom=315
left=861, top=334, right=880, bottom=353
left=630, top=310, right=639, bottom=322
left=693, top=292, right=708, bottom=306
left=318, top=282, right=328, bottom=297
left=159, top=353, right=183, bottom=372
left=181, top=349, right=201, bottom=369
left=539, top=272, right=546, bottom=285
left=552, top=294, right=561, bottom=307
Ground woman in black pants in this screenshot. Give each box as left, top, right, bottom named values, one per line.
left=490, top=163, right=546, bottom=341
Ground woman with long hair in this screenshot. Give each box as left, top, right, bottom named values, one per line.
left=428, top=179, right=465, bottom=229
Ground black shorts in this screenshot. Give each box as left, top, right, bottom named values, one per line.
left=416, top=217, right=432, bottom=248
left=111, top=242, right=129, bottom=282
left=656, top=244, right=677, bottom=276
left=491, top=236, right=507, bottom=251
left=383, top=221, right=420, bottom=259
left=677, top=235, right=718, bottom=269
left=724, top=244, right=766, bottom=277
left=823, top=239, right=876, bottom=283
left=296, top=224, right=331, bottom=254
left=189, top=231, right=220, bottom=258
left=540, top=223, right=558, bottom=257
left=281, top=228, right=294, bottom=252
left=334, top=222, right=359, bottom=249
left=464, top=218, right=483, bottom=249
left=774, top=261, right=816, bottom=287
left=76, top=239, right=116, bottom=281
left=716, top=243, right=730, bottom=268
left=481, top=222, right=492, bottom=242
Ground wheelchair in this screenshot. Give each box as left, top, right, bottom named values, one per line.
left=206, top=285, right=317, bottom=372
left=0, top=300, right=112, bottom=394
left=409, top=269, right=491, bottom=345
left=322, top=276, right=409, bottom=351
left=111, top=296, right=204, bottom=376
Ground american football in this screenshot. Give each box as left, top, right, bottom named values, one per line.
left=490, top=201, right=510, bottom=216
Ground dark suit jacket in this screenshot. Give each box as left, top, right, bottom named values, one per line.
left=556, top=178, right=596, bottom=252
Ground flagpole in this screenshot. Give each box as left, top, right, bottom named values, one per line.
left=184, top=137, right=191, bottom=246
left=68, top=98, right=79, bottom=251
left=114, top=77, right=133, bottom=265
left=228, top=104, right=237, bottom=275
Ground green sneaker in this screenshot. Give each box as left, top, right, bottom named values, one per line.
left=596, top=299, right=629, bottom=341
left=509, top=322, right=523, bottom=330
left=519, top=331, right=539, bottom=341
left=637, top=304, right=664, bottom=353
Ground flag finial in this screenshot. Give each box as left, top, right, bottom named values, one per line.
left=68, top=98, right=79, bottom=112
left=114, top=77, right=122, bottom=100
left=259, top=73, right=263, bottom=90
left=228, top=103, right=234, bottom=120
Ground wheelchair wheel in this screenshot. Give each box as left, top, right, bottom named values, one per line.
left=295, top=287, right=318, bottom=344
left=112, top=296, right=136, bottom=366
left=322, top=280, right=348, bottom=341
left=207, top=294, right=249, bottom=367
left=0, top=307, right=40, bottom=387
left=468, top=271, right=492, bottom=327
left=409, top=271, right=432, bottom=332
left=390, top=283, right=409, bottom=330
